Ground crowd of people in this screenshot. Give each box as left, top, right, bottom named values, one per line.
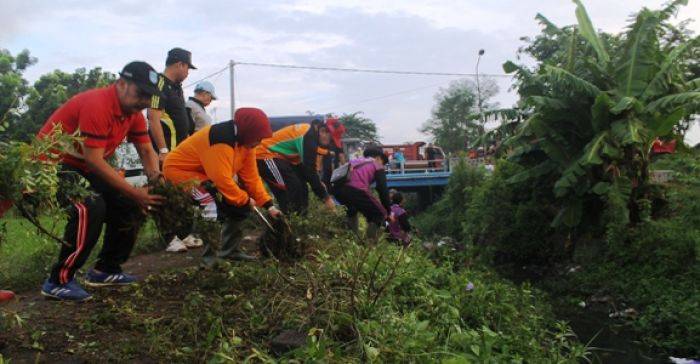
left=0, top=48, right=413, bottom=304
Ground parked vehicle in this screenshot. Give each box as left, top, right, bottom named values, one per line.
left=381, top=142, right=445, bottom=172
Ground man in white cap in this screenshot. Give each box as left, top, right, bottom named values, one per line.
left=186, top=81, right=217, bottom=131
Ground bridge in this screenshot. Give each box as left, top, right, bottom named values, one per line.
left=385, top=157, right=490, bottom=206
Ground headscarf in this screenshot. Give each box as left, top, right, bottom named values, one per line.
left=325, top=118, right=346, bottom=149
left=233, top=107, right=272, bottom=145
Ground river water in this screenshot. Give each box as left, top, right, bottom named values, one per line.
left=501, top=265, right=669, bottom=364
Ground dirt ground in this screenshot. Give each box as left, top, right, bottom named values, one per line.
left=0, top=234, right=262, bottom=363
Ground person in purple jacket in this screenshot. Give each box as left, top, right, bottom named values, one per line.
left=333, top=146, right=391, bottom=241
left=387, top=191, right=412, bottom=247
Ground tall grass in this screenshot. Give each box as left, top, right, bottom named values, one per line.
left=0, top=212, right=161, bottom=291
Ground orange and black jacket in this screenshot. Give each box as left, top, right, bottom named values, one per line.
left=163, top=122, right=272, bottom=208
left=256, top=123, right=329, bottom=201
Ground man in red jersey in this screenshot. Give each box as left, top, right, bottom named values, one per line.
left=37, top=61, right=165, bottom=302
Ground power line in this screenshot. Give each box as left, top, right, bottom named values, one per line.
left=183, top=60, right=511, bottom=92
left=318, top=81, right=448, bottom=112
left=182, top=59, right=512, bottom=113
left=183, top=65, right=229, bottom=89
left=234, top=61, right=511, bottom=78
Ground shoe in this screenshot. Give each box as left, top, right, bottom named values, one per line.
left=182, top=234, right=203, bottom=249
left=227, top=251, right=258, bottom=262
left=84, top=269, right=137, bottom=287
left=41, top=279, right=92, bottom=302
left=0, top=290, right=15, bottom=303
left=166, top=236, right=188, bottom=252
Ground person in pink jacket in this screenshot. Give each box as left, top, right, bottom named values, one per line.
left=332, top=146, right=390, bottom=241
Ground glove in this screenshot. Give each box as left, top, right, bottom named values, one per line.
left=268, top=206, right=282, bottom=218
left=218, top=198, right=251, bottom=221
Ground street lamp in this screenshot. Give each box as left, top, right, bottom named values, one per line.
left=475, top=49, right=486, bottom=152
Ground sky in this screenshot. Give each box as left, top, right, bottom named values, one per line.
left=2, top=0, right=699, bottom=144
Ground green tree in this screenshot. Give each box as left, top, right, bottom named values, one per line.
left=421, top=78, right=498, bottom=153
left=338, top=111, right=380, bottom=143
left=0, top=49, right=37, bottom=129
left=10, top=67, right=116, bottom=141
left=504, top=0, right=700, bottom=229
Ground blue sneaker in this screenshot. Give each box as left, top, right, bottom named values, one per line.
left=84, top=269, right=137, bottom=287
left=41, top=279, right=92, bottom=302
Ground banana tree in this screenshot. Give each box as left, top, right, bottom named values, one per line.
left=504, top=0, right=700, bottom=228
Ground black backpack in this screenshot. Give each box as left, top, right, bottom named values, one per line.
left=330, top=161, right=371, bottom=187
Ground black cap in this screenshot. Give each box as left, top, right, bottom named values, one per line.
left=119, top=61, right=164, bottom=97
left=166, top=47, right=197, bottom=69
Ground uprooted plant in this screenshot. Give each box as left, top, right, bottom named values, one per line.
left=0, top=127, right=91, bottom=246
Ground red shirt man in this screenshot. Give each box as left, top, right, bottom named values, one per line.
left=38, top=61, right=164, bottom=302
left=38, top=84, right=151, bottom=172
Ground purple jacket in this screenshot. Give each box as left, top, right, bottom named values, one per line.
left=388, top=204, right=411, bottom=244
left=346, top=157, right=391, bottom=211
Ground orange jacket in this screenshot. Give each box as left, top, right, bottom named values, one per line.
left=163, top=124, right=272, bottom=207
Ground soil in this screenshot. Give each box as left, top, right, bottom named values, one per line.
left=0, top=233, right=263, bottom=363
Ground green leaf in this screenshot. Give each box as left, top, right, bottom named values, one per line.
left=364, top=345, right=379, bottom=359
left=646, top=92, right=700, bottom=113
left=616, top=9, right=661, bottom=97
left=552, top=200, right=583, bottom=228
left=640, top=39, right=697, bottom=100
left=591, top=93, right=612, bottom=133
left=610, top=97, right=640, bottom=115
left=535, top=13, right=563, bottom=35
left=554, top=162, right=586, bottom=197
left=611, top=119, right=644, bottom=146
left=581, top=132, right=608, bottom=166
left=572, top=0, right=610, bottom=64
left=649, top=107, right=684, bottom=137
left=563, top=200, right=583, bottom=227
left=526, top=96, right=567, bottom=110
left=541, top=65, right=601, bottom=97
left=467, top=108, right=522, bottom=123
left=507, top=161, right=557, bottom=184
left=416, top=320, right=430, bottom=331
left=471, top=345, right=480, bottom=356
left=687, top=77, right=700, bottom=91
left=503, top=61, right=521, bottom=74
left=540, top=140, right=571, bottom=166
left=592, top=182, right=611, bottom=195
left=602, top=142, right=621, bottom=159
left=658, top=0, right=688, bottom=21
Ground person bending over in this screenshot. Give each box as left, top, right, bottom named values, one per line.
left=332, top=146, right=390, bottom=241
left=256, top=120, right=336, bottom=215
left=163, top=108, right=282, bottom=264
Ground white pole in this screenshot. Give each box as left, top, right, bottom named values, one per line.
left=475, top=49, right=485, bottom=151
left=229, top=60, right=235, bottom=117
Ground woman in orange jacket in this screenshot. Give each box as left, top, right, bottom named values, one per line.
left=163, top=108, right=281, bottom=263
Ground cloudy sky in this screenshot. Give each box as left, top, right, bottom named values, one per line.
left=2, top=0, right=699, bottom=144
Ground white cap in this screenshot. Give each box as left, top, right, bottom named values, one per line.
left=194, top=80, right=217, bottom=100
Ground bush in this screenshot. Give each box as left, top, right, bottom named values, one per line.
left=550, top=152, right=700, bottom=356
left=415, top=152, right=700, bottom=355
left=416, top=159, right=568, bottom=266
left=413, top=159, right=487, bottom=242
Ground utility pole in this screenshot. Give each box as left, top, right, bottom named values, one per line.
left=475, top=49, right=485, bottom=152
left=229, top=60, right=236, bottom=116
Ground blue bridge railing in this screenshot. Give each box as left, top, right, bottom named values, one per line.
left=384, top=157, right=490, bottom=188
